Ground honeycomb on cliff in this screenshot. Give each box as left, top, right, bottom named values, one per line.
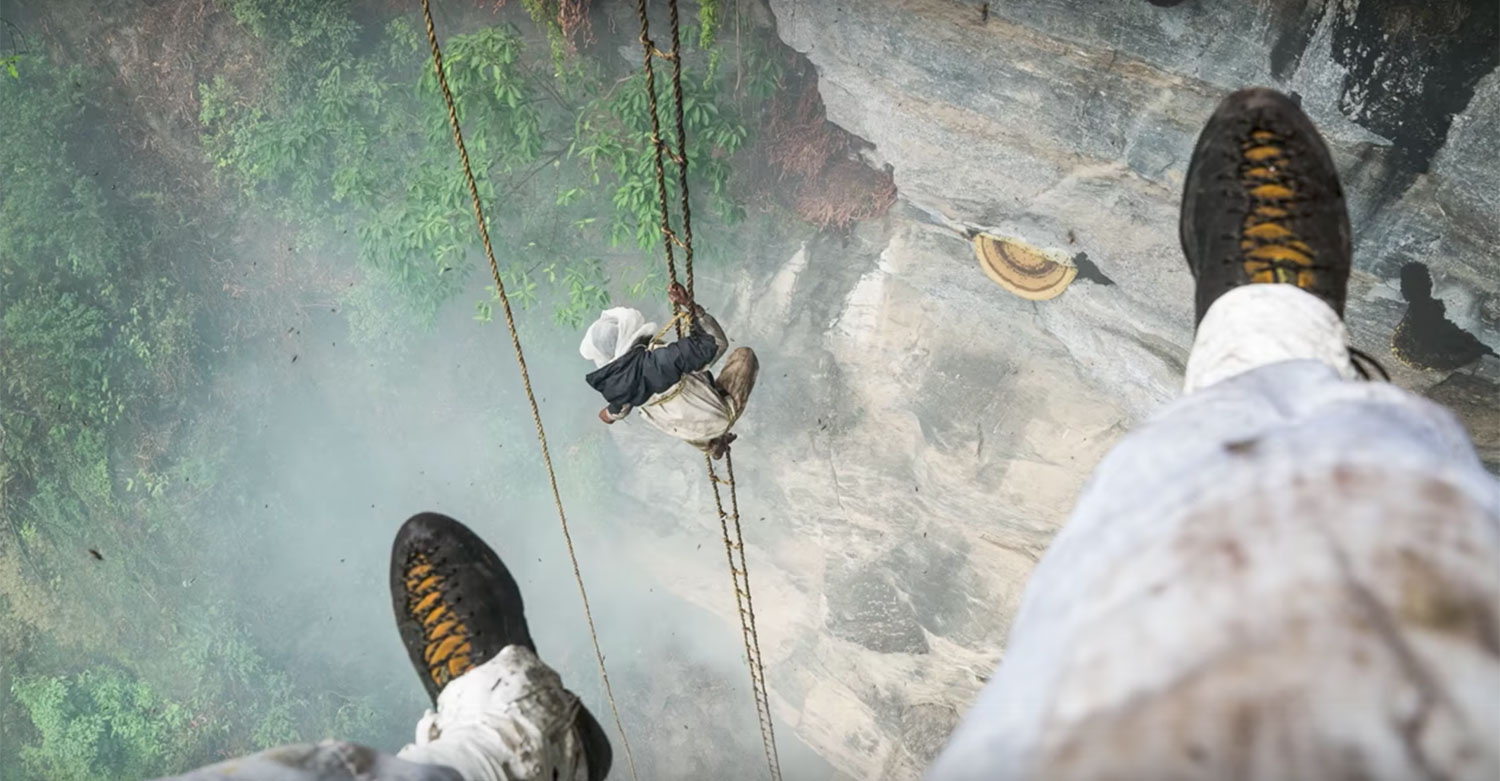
left=972, top=233, right=1077, bottom=301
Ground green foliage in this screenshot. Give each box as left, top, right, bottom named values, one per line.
left=534, top=255, right=610, bottom=328
left=574, top=68, right=747, bottom=249
left=739, top=39, right=786, bottom=101
left=0, top=64, right=200, bottom=548
left=698, top=0, right=721, bottom=52
left=200, top=12, right=548, bottom=326
left=23, top=428, right=112, bottom=544
left=223, top=0, right=358, bottom=58
left=1, top=7, right=785, bottom=775
left=0, top=48, right=361, bottom=779
left=198, top=52, right=386, bottom=216
left=8, top=608, right=379, bottom=780
left=174, top=607, right=381, bottom=753
left=3, top=292, right=119, bottom=431
left=429, top=25, right=545, bottom=167
left=518, top=0, right=573, bottom=70
left=201, top=4, right=750, bottom=333
left=11, top=669, right=188, bottom=781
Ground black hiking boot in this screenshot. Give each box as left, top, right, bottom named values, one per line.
left=390, top=512, right=613, bottom=781
left=1180, top=87, right=1352, bottom=326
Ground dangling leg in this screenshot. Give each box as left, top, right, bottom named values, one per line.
left=153, top=513, right=612, bottom=781
left=714, top=347, right=759, bottom=422
left=389, top=513, right=612, bottom=781
left=698, top=347, right=758, bottom=459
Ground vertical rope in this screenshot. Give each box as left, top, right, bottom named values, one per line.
left=417, top=3, right=638, bottom=778
left=635, top=0, right=687, bottom=337
left=664, top=0, right=696, bottom=303
left=632, top=3, right=782, bottom=777
left=710, top=451, right=783, bottom=781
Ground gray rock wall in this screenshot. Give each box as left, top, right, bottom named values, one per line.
left=615, top=218, right=1129, bottom=778
left=613, top=1, right=1499, bottom=778
left=770, top=0, right=1499, bottom=416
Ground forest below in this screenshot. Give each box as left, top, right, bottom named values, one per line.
left=0, top=1, right=892, bottom=777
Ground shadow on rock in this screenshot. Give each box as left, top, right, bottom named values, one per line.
left=1392, top=262, right=1496, bottom=371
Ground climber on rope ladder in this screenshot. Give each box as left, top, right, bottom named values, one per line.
left=580, top=282, right=758, bottom=460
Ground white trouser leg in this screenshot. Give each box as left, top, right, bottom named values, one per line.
left=929, top=360, right=1500, bottom=780
left=1184, top=284, right=1356, bottom=393
left=157, top=740, right=463, bottom=781
left=397, top=646, right=587, bottom=781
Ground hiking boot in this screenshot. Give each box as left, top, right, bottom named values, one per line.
left=1180, top=87, right=1351, bottom=325
left=390, top=512, right=613, bottom=780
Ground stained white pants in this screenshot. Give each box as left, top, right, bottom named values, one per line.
left=1184, top=284, right=1358, bottom=392
left=396, top=646, right=587, bottom=781
left=928, top=285, right=1500, bottom=779
left=159, top=647, right=587, bottom=781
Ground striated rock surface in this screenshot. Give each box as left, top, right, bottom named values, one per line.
left=615, top=0, right=1498, bottom=777
left=614, top=217, right=1127, bottom=778
left=769, top=0, right=1499, bottom=410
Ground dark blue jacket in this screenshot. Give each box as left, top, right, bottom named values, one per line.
left=585, top=311, right=727, bottom=415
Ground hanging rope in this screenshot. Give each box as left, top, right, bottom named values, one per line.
left=708, top=450, right=781, bottom=781
left=417, top=2, right=638, bottom=778
left=634, top=0, right=688, bottom=339
left=634, top=2, right=782, bottom=779
left=663, top=0, right=696, bottom=303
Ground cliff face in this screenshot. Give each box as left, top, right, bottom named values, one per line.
left=768, top=0, right=1500, bottom=419
left=616, top=216, right=1129, bottom=779
left=608, top=1, right=1499, bottom=778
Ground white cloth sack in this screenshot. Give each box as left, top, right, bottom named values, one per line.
left=580, top=307, right=658, bottom=369
left=638, top=374, right=736, bottom=444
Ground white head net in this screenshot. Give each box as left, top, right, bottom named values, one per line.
left=579, top=307, right=659, bottom=368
